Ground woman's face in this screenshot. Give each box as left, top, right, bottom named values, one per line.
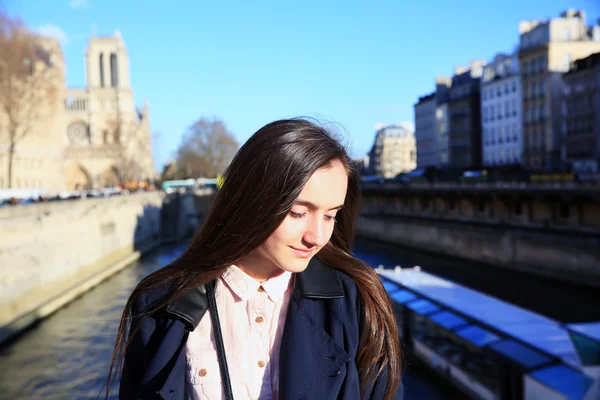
left=250, top=160, right=349, bottom=278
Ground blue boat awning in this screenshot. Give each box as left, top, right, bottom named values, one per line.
left=405, top=299, right=440, bottom=316
left=382, top=279, right=402, bottom=294
left=389, top=289, right=418, bottom=305
left=529, top=364, right=594, bottom=400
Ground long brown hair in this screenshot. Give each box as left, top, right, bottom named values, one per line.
left=105, top=118, right=401, bottom=398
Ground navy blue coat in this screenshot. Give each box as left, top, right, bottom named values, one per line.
left=119, top=257, right=403, bottom=399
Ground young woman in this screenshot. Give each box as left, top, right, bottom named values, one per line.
left=106, top=118, right=403, bottom=399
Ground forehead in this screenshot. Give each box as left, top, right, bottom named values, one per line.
left=297, top=161, right=348, bottom=208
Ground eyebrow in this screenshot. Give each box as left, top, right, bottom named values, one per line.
left=294, top=200, right=344, bottom=211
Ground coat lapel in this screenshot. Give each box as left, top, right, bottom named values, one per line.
left=279, top=292, right=352, bottom=399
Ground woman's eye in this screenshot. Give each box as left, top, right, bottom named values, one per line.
left=325, top=215, right=336, bottom=222
left=290, top=211, right=305, bottom=219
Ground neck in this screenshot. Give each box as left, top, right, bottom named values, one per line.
left=237, top=251, right=284, bottom=283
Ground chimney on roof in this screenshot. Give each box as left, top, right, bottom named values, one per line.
left=454, top=66, right=467, bottom=75
left=519, top=20, right=541, bottom=34
left=561, top=9, right=585, bottom=20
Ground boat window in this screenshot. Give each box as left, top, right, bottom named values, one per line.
left=455, top=325, right=501, bottom=347
left=406, top=299, right=440, bottom=316
left=412, top=313, right=501, bottom=393
left=430, top=310, right=468, bottom=330
left=389, top=289, right=418, bottom=304
left=381, top=279, right=402, bottom=294
left=489, top=339, right=553, bottom=369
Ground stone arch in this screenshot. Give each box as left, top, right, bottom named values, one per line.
left=66, top=164, right=92, bottom=191
left=67, top=121, right=91, bottom=146
left=98, top=165, right=120, bottom=188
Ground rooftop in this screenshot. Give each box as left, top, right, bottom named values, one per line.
left=564, top=52, right=600, bottom=77
left=416, top=92, right=435, bottom=105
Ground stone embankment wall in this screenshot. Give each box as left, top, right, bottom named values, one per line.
left=0, top=190, right=214, bottom=345
left=357, top=215, right=600, bottom=288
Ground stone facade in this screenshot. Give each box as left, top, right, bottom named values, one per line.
left=367, top=124, right=416, bottom=178
left=481, top=53, right=523, bottom=166
left=0, top=31, right=153, bottom=193
left=448, top=60, right=486, bottom=168
left=519, top=9, right=600, bottom=170
left=414, top=93, right=437, bottom=168
left=562, top=52, right=600, bottom=173
left=414, top=78, right=452, bottom=168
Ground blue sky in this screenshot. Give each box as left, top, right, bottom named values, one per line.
left=4, top=0, right=600, bottom=172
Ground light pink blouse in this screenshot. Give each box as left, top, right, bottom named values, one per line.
left=185, top=265, right=293, bottom=400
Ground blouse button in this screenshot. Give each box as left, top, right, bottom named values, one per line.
left=199, top=368, right=207, bottom=377
left=257, top=360, right=266, bottom=368
left=255, top=316, right=264, bottom=323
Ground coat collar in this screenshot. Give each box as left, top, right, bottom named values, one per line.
left=164, top=256, right=344, bottom=330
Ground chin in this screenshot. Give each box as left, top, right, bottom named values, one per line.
left=278, top=256, right=314, bottom=273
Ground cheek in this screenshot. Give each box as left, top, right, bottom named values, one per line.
left=266, top=218, right=305, bottom=247
left=325, top=223, right=336, bottom=241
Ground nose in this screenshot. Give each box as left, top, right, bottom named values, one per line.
left=303, top=215, right=327, bottom=247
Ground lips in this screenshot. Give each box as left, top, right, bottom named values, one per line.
left=289, top=246, right=313, bottom=258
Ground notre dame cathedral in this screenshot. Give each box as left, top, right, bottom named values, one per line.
left=0, top=30, right=154, bottom=192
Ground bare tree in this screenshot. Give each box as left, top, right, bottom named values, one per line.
left=0, top=13, right=60, bottom=188
left=176, top=117, right=238, bottom=179
left=106, top=109, right=153, bottom=184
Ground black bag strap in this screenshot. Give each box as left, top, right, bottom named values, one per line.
left=207, top=279, right=235, bottom=400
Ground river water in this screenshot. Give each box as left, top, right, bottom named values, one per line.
left=5, top=233, right=595, bottom=399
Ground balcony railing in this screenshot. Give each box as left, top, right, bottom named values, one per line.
left=65, top=97, right=88, bottom=112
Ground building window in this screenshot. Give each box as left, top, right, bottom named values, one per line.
left=110, top=53, right=119, bottom=87
left=540, top=104, right=546, bottom=120
left=563, top=27, right=570, bottom=41
left=512, top=81, right=517, bottom=92
left=99, top=53, right=104, bottom=87
left=563, top=54, right=571, bottom=71
left=540, top=80, right=546, bottom=96
left=505, top=100, right=510, bottom=118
